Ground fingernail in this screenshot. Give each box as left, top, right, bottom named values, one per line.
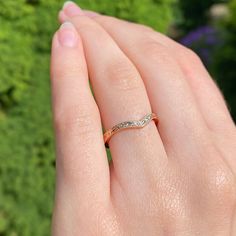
left=63, top=1, right=84, bottom=17
left=58, top=22, right=78, bottom=47
left=63, top=1, right=73, bottom=9
left=58, top=10, right=68, bottom=22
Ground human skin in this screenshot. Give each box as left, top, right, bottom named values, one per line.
left=50, top=2, right=236, bottom=235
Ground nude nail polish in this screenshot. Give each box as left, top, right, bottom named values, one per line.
left=63, top=1, right=84, bottom=17
left=58, top=22, right=78, bottom=47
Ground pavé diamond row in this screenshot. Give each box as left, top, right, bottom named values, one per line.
left=104, top=113, right=159, bottom=148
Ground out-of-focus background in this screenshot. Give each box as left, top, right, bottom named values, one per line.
left=0, top=0, right=235, bottom=235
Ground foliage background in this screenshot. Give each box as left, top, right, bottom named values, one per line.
left=178, top=0, right=236, bottom=121
left=213, top=0, right=236, bottom=121
left=0, top=0, right=175, bottom=235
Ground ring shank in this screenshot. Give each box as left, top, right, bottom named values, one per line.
left=103, top=113, right=158, bottom=148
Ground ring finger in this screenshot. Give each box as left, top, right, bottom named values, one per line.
left=60, top=4, right=167, bottom=190
left=85, top=15, right=212, bottom=165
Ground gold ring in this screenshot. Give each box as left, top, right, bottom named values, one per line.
left=103, top=113, right=159, bottom=148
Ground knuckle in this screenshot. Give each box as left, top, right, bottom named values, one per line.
left=106, top=58, right=142, bottom=91
left=95, top=208, right=121, bottom=235
left=54, top=103, right=99, bottom=138
left=160, top=180, right=188, bottom=219
left=147, top=168, right=189, bottom=220
left=146, top=169, right=192, bottom=233
left=159, top=184, right=190, bottom=233
left=204, top=163, right=236, bottom=206
left=53, top=65, right=83, bottom=80
left=184, top=48, right=202, bottom=65
left=141, top=38, right=174, bottom=65
left=176, top=47, right=204, bottom=79
left=160, top=170, right=191, bottom=221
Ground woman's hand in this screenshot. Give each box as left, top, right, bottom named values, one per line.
left=50, top=2, right=236, bottom=235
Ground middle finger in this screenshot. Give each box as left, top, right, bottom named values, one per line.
left=89, top=15, right=210, bottom=164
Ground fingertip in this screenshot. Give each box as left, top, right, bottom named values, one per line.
left=62, top=1, right=84, bottom=17
left=58, top=22, right=79, bottom=48
left=58, top=10, right=68, bottom=23
left=62, top=1, right=74, bottom=10
left=52, top=22, right=79, bottom=50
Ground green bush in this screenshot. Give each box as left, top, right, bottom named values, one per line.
left=213, top=0, right=236, bottom=122
left=176, top=0, right=235, bottom=122
left=178, top=0, right=223, bottom=31
left=0, top=0, right=175, bottom=235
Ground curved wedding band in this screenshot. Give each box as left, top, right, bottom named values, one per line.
left=104, top=113, right=159, bottom=148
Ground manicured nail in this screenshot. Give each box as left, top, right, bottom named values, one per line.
left=58, top=22, right=78, bottom=47
left=63, top=1, right=84, bottom=17
left=63, top=1, right=74, bottom=9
